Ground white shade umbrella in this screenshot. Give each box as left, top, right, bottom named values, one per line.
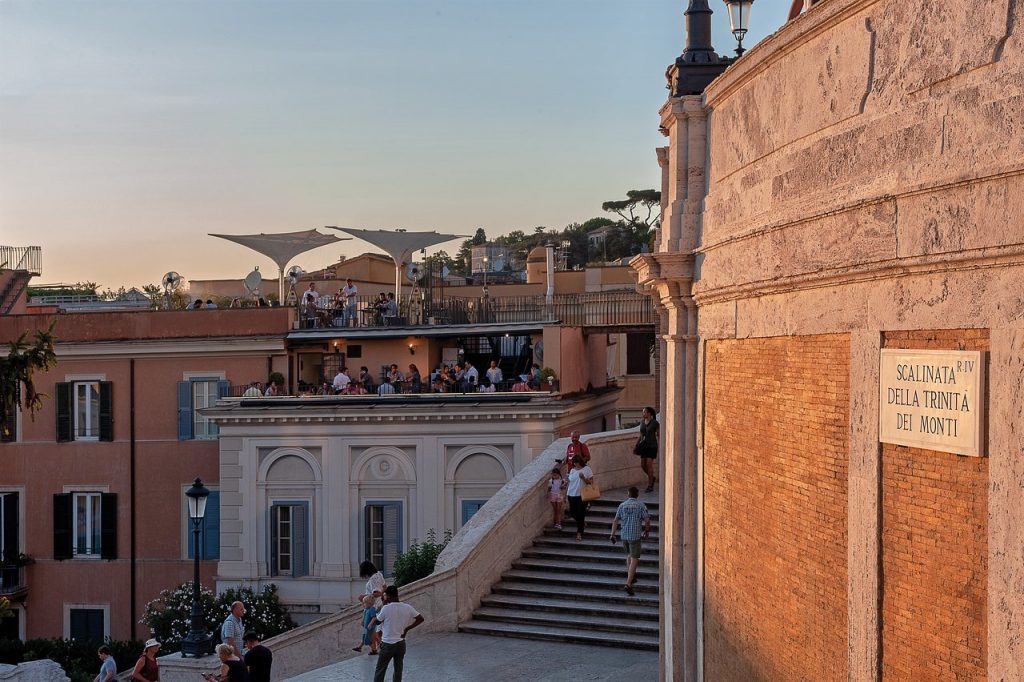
left=210, top=229, right=350, bottom=301
left=324, top=227, right=467, bottom=304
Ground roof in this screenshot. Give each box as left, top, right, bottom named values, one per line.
left=286, top=319, right=557, bottom=342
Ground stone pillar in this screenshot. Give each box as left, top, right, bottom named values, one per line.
left=988, top=325, right=1024, bottom=681
left=847, top=331, right=882, bottom=680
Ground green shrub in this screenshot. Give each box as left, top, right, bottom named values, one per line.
left=140, top=583, right=295, bottom=653
left=4, top=637, right=144, bottom=682
left=391, top=529, right=452, bottom=587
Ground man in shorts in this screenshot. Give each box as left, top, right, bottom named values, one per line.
left=609, top=486, right=651, bottom=596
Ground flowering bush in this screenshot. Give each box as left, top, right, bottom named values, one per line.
left=140, top=583, right=295, bottom=653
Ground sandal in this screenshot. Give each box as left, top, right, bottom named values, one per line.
left=369, top=650, right=378, bottom=656
left=351, top=647, right=362, bottom=653
left=575, top=533, right=583, bottom=542
left=623, top=583, right=635, bottom=596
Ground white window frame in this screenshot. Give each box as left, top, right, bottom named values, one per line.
left=191, top=379, right=220, bottom=439
left=72, top=492, right=102, bottom=559
left=63, top=603, right=110, bottom=641
left=275, top=505, right=294, bottom=576
left=73, top=381, right=101, bottom=441
left=0, top=490, right=23, bottom=555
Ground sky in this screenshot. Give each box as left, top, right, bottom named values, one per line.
left=0, top=0, right=789, bottom=289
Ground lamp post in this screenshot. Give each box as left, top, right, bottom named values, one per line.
left=181, top=478, right=213, bottom=657
left=723, top=0, right=754, bottom=56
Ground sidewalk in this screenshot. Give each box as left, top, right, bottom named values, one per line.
left=284, top=631, right=659, bottom=681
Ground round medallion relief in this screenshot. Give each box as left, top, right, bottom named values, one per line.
left=375, top=458, right=394, bottom=479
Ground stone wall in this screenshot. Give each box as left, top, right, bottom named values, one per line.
left=635, top=0, right=1024, bottom=678
left=703, top=334, right=850, bottom=682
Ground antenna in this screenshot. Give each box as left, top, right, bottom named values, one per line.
left=243, top=267, right=263, bottom=300
left=161, top=271, right=182, bottom=310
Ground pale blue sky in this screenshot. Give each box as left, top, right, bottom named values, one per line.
left=0, top=0, right=789, bottom=288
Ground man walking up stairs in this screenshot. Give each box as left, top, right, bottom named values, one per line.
left=459, top=488, right=660, bottom=650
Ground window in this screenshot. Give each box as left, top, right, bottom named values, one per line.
left=269, top=502, right=308, bottom=578
left=177, top=379, right=229, bottom=440
left=0, top=607, right=19, bottom=640
left=364, top=502, right=402, bottom=578
left=56, top=382, right=112, bottom=442
left=626, top=333, right=655, bottom=375
left=69, top=608, right=105, bottom=642
left=186, top=490, right=220, bottom=560
left=460, top=500, right=487, bottom=527
left=53, top=493, right=116, bottom=560
left=0, top=493, right=19, bottom=593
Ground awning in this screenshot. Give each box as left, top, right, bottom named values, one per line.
left=210, top=229, right=350, bottom=301
left=324, top=227, right=466, bottom=304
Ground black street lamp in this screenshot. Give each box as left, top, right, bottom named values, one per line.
left=181, top=478, right=213, bottom=657
left=724, top=0, right=755, bottom=56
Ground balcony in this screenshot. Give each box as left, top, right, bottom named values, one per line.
left=0, top=564, right=28, bottom=600
left=296, top=290, right=654, bottom=332
left=0, top=246, right=42, bottom=276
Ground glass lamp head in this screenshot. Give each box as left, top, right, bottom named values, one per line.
left=185, top=478, right=210, bottom=520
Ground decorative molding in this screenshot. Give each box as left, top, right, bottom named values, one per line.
left=55, top=337, right=285, bottom=358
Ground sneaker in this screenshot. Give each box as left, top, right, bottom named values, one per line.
left=623, top=584, right=635, bottom=596
left=554, top=524, right=562, bottom=530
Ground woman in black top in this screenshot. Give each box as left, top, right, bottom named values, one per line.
left=203, top=644, right=249, bottom=682
left=635, top=406, right=659, bottom=492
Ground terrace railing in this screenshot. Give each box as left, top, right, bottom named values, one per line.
left=296, top=289, right=654, bottom=329
left=0, top=246, right=42, bottom=275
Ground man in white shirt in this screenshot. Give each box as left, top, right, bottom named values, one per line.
left=369, top=585, right=424, bottom=682
left=485, top=360, right=503, bottom=386
left=464, top=361, right=479, bottom=385
left=332, top=368, right=351, bottom=393
left=377, top=378, right=395, bottom=395
left=341, top=279, right=358, bottom=327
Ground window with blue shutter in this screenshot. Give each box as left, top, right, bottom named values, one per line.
left=178, top=378, right=229, bottom=440
left=187, top=491, right=220, bottom=560
left=461, top=500, right=487, bottom=527
left=365, top=502, right=402, bottom=578
left=269, top=501, right=309, bottom=578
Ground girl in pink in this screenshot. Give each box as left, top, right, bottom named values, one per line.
left=547, top=467, right=567, bottom=530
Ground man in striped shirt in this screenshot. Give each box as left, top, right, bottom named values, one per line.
left=221, top=601, right=246, bottom=656
left=609, top=487, right=651, bottom=596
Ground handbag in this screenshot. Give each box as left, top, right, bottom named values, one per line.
left=581, top=479, right=601, bottom=502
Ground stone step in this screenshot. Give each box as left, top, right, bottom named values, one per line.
left=538, top=527, right=660, bottom=541
left=478, top=593, right=659, bottom=622
left=511, top=557, right=660, bottom=579
left=458, top=620, right=658, bottom=651
left=532, top=536, right=659, bottom=556
left=584, top=515, right=660, bottom=528
left=470, top=607, right=660, bottom=636
left=521, top=546, right=661, bottom=566
left=491, top=581, right=659, bottom=607
left=499, top=569, right=659, bottom=594
left=590, top=499, right=660, bottom=511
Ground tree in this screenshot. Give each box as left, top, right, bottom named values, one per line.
left=601, top=189, right=662, bottom=259
left=1, top=323, right=57, bottom=439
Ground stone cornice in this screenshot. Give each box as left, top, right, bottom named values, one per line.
left=658, top=95, right=707, bottom=131
left=693, top=244, right=1024, bottom=306
left=55, top=336, right=286, bottom=358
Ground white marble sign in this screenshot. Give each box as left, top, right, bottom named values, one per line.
left=878, top=349, right=985, bottom=456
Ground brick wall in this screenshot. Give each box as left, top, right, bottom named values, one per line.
left=881, top=330, right=988, bottom=681
left=703, top=334, right=850, bottom=681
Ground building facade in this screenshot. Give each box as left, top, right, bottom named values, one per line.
left=635, top=1, right=1024, bottom=680
left=0, top=309, right=290, bottom=641
left=205, top=391, right=619, bottom=620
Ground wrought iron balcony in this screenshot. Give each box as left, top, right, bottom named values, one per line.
left=0, top=564, right=28, bottom=600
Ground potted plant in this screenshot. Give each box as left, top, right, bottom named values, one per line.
left=539, top=367, right=558, bottom=392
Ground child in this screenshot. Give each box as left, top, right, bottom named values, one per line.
left=548, top=467, right=567, bottom=529
left=351, top=594, right=378, bottom=654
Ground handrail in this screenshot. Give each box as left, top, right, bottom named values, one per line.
left=0, top=246, right=42, bottom=275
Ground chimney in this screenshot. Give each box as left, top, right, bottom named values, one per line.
left=545, top=243, right=555, bottom=304
left=666, top=0, right=730, bottom=96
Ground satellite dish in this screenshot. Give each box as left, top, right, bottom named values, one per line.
left=287, top=265, right=305, bottom=285
left=243, top=267, right=262, bottom=298
left=162, top=271, right=182, bottom=292
left=406, top=262, right=422, bottom=283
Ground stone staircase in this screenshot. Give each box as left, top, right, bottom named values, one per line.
left=459, top=494, right=660, bottom=650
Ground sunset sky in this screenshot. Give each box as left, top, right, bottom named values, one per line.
left=1, top=0, right=788, bottom=289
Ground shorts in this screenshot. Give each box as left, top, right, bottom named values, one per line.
left=548, top=492, right=563, bottom=503
left=622, top=539, right=643, bottom=558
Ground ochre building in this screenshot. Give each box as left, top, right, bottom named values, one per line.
left=634, top=0, right=1024, bottom=680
